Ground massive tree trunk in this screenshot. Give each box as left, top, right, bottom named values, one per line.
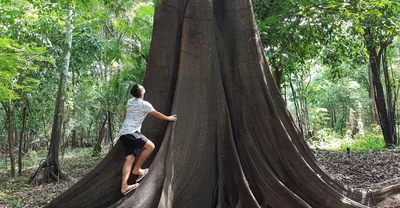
left=46, top=0, right=400, bottom=207
left=29, top=4, right=73, bottom=184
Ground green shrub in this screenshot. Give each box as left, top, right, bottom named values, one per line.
left=342, top=132, right=385, bottom=152
left=309, top=126, right=386, bottom=152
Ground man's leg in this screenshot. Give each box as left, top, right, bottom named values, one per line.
left=133, top=141, right=155, bottom=175
left=121, top=155, right=136, bottom=193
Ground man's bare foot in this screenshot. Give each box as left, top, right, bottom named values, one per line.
left=121, top=183, right=139, bottom=195
left=132, top=168, right=148, bottom=175
left=132, top=168, right=149, bottom=182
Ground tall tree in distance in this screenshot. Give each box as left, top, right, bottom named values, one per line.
left=358, top=1, right=399, bottom=146
left=46, top=0, right=400, bottom=207
left=30, top=3, right=74, bottom=184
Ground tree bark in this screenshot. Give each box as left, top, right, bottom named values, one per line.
left=30, top=4, right=73, bottom=184
left=46, top=1, right=400, bottom=207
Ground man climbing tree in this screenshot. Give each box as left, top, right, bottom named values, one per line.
left=46, top=0, right=400, bottom=207
left=118, top=83, right=177, bottom=195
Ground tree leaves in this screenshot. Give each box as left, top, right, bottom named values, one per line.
left=0, top=38, right=47, bottom=101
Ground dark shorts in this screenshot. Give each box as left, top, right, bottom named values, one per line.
left=119, top=132, right=149, bottom=157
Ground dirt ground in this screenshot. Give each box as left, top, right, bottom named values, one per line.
left=315, top=149, right=400, bottom=207
left=1, top=149, right=400, bottom=207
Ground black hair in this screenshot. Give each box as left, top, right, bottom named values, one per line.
left=130, top=84, right=144, bottom=98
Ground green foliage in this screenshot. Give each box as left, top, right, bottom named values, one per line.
left=309, top=107, right=330, bottom=131
left=0, top=0, right=154, bottom=152
left=0, top=38, right=48, bottom=101
left=308, top=128, right=385, bottom=152
left=342, top=131, right=385, bottom=152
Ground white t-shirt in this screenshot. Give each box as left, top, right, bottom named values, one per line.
left=119, top=98, right=155, bottom=136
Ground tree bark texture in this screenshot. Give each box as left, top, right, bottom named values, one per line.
left=47, top=1, right=400, bottom=207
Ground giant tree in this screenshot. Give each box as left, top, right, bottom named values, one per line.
left=46, top=0, right=400, bottom=207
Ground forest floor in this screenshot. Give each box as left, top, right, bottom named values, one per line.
left=0, top=148, right=400, bottom=207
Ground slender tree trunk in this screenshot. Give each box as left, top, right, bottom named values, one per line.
left=393, top=87, right=399, bottom=145
left=108, top=111, right=114, bottom=148
left=289, top=76, right=303, bottom=136
left=61, top=116, right=68, bottom=158
left=366, top=42, right=393, bottom=146
left=274, top=68, right=283, bottom=91
left=18, top=106, right=27, bottom=175
left=71, top=70, right=77, bottom=148
left=330, top=104, right=337, bottom=129
left=363, top=27, right=393, bottom=146
left=382, top=47, right=397, bottom=145
left=30, top=4, right=74, bottom=184
left=4, top=141, right=8, bottom=174
left=86, top=122, right=93, bottom=147
left=5, top=102, right=16, bottom=177
left=71, top=130, right=77, bottom=147
left=80, top=127, right=84, bottom=147
left=93, top=116, right=107, bottom=156
left=366, top=68, right=378, bottom=125
left=24, top=132, right=28, bottom=153
left=301, top=92, right=309, bottom=138
left=25, top=133, right=28, bottom=153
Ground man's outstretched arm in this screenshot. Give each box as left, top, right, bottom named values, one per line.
left=149, top=111, right=177, bottom=122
